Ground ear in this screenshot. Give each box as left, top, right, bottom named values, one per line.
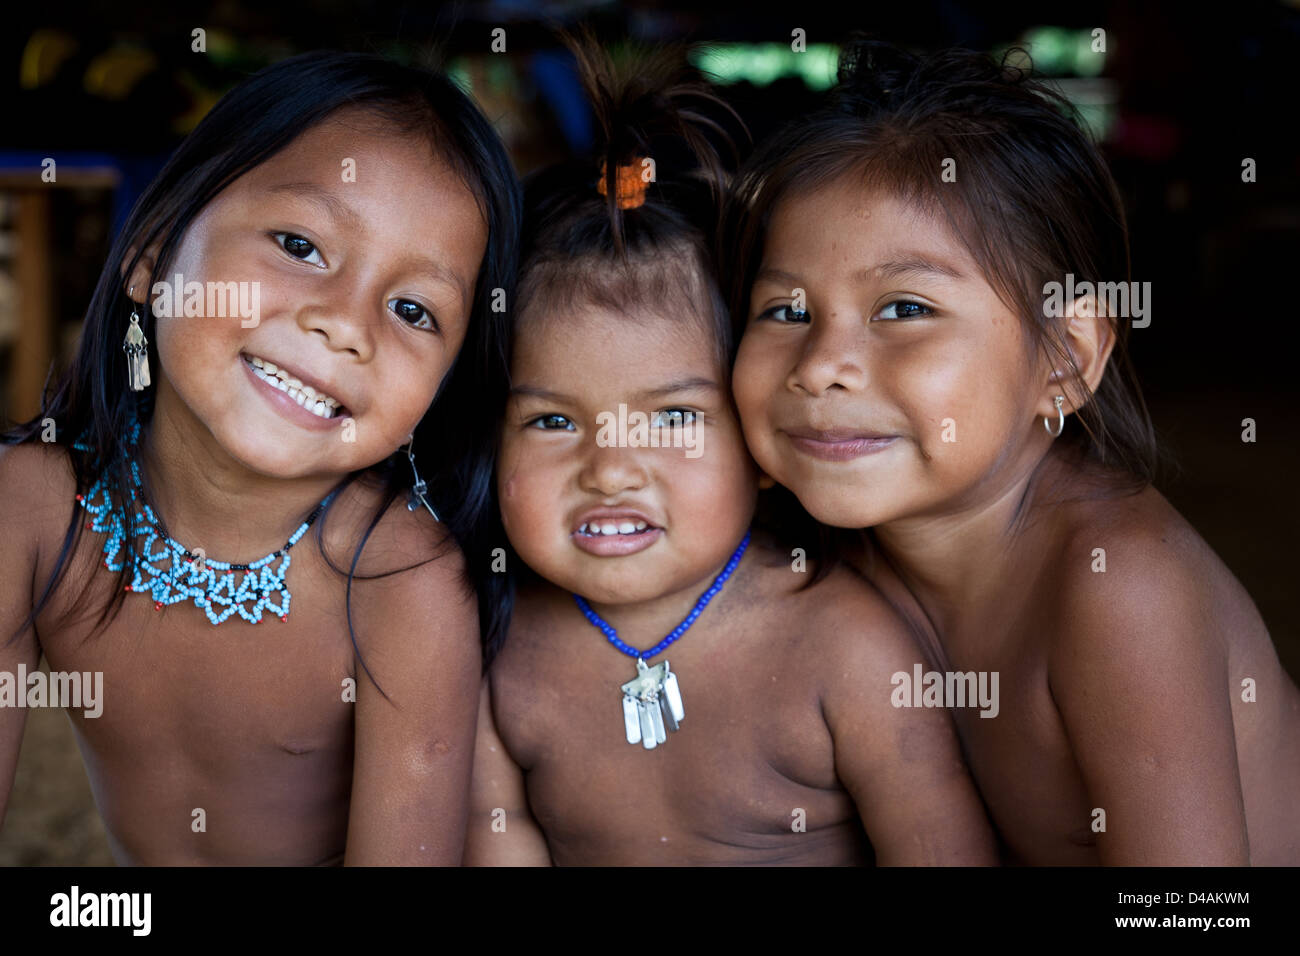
left=1038, top=294, right=1117, bottom=419
left=757, top=471, right=776, bottom=490
left=120, top=241, right=161, bottom=305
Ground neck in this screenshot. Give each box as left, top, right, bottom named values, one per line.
left=871, top=451, right=1059, bottom=636
left=580, top=530, right=750, bottom=652
left=135, top=377, right=348, bottom=562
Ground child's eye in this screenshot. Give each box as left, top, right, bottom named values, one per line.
left=756, top=303, right=810, bottom=324
left=389, top=298, right=439, bottom=332
left=649, top=409, right=698, bottom=428
left=272, top=232, right=325, bottom=267
left=877, top=300, right=933, bottom=320
left=528, top=414, right=576, bottom=431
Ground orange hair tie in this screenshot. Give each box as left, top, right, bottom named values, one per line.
left=597, top=158, right=650, bottom=210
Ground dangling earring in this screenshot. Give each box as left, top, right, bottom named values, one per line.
left=1043, top=395, right=1065, bottom=437
left=123, top=286, right=151, bottom=391
left=403, top=434, right=440, bottom=522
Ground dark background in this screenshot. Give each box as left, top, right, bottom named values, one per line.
left=0, top=0, right=1295, bottom=864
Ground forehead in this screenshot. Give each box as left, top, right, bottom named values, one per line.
left=762, top=174, right=974, bottom=273
left=234, top=111, right=483, bottom=225
left=512, top=304, right=724, bottom=388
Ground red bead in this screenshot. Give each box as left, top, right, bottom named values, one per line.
left=75, top=494, right=84, bottom=501
left=154, top=601, right=162, bottom=611
left=85, top=522, right=91, bottom=529
left=280, top=615, right=288, bottom=622
left=124, top=585, right=132, bottom=591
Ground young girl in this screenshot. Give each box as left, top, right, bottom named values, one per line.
left=464, top=37, right=996, bottom=866
left=0, top=50, right=520, bottom=864
left=725, top=38, right=1300, bottom=865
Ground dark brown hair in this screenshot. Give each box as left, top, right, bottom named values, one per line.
left=723, top=36, right=1158, bottom=486
left=513, top=29, right=743, bottom=368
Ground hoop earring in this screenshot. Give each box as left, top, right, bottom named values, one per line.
left=123, top=286, right=151, bottom=391
left=1043, top=395, right=1065, bottom=437
left=403, top=434, right=440, bottom=522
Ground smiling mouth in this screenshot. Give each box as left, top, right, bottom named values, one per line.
left=783, top=427, right=897, bottom=461
left=242, top=354, right=348, bottom=420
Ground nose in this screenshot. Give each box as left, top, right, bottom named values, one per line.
left=579, top=441, right=650, bottom=498
left=296, top=275, right=378, bottom=362
left=786, top=313, right=867, bottom=395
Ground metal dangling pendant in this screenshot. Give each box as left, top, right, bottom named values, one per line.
left=123, top=302, right=151, bottom=391
left=403, top=439, right=440, bottom=522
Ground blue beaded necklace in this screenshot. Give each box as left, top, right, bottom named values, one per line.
left=73, top=412, right=337, bottom=625
left=573, top=529, right=751, bottom=750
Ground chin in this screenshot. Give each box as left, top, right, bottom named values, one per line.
left=221, top=429, right=324, bottom=476
left=791, top=488, right=884, bottom=530
left=563, top=560, right=675, bottom=605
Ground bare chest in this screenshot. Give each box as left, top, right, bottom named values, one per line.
left=492, top=619, right=862, bottom=862
left=941, top=616, right=1100, bottom=864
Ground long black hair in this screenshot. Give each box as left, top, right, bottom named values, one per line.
left=2, top=50, right=521, bottom=676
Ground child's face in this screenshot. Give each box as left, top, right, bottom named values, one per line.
left=733, top=178, right=1048, bottom=529
left=498, top=304, right=757, bottom=606
left=135, top=109, right=487, bottom=477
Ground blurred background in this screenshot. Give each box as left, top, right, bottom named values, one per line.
left=1, top=0, right=1297, bottom=864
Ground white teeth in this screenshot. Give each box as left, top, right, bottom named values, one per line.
left=578, top=520, right=651, bottom=536
left=245, top=356, right=341, bottom=419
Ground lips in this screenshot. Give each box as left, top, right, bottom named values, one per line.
left=782, top=425, right=898, bottom=462
left=570, top=508, right=662, bottom=557
left=241, top=354, right=350, bottom=431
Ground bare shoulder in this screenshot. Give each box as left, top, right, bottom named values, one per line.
left=745, top=545, right=926, bottom=682
left=324, top=473, right=467, bottom=583
left=0, top=440, right=77, bottom=570
left=490, top=578, right=568, bottom=672
left=1047, top=482, right=1250, bottom=687
left=329, top=475, right=477, bottom=660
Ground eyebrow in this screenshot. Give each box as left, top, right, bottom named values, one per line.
left=868, top=254, right=966, bottom=282
left=267, top=181, right=473, bottom=310
left=510, top=377, right=721, bottom=402
left=756, top=253, right=966, bottom=287
left=268, top=182, right=363, bottom=231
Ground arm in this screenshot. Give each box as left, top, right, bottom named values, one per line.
left=0, top=445, right=45, bottom=830
left=463, top=678, right=552, bottom=865
left=343, top=514, right=482, bottom=865
left=1049, top=554, right=1249, bottom=865
left=823, top=589, right=998, bottom=865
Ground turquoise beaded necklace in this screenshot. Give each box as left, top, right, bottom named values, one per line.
left=73, top=412, right=337, bottom=625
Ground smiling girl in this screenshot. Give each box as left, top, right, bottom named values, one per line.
left=725, top=38, right=1300, bottom=865
left=0, top=51, right=519, bottom=864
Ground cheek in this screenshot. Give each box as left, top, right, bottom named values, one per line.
left=898, top=338, right=1029, bottom=469
left=153, top=315, right=239, bottom=391
left=661, top=429, right=757, bottom=523
left=496, top=441, right=558, bottom=539
left=732, top=338, right=777, bottom=415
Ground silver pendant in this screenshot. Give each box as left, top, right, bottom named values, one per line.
left=620, top=658, right=684, bottom=750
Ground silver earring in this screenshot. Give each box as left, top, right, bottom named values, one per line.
left=1043, top=395, right=1065, bottom=437
left=123, top=286, right=151, bottom=391
left=403, top=435, right=440, bottom=522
